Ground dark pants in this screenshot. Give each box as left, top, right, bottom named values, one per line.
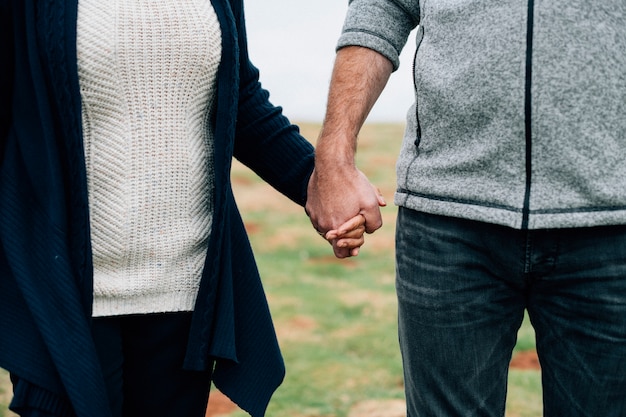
left=91, top=312, right=212, bottom=417
left=396, top=207, right=626, bottom=417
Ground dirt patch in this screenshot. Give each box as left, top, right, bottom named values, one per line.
left=275, top=315, right=320, bottom=343
left=206, top=389, right=239, bottom=417
left=243, top=221, right=261, bottom=235
left=348, top=399, right=406, bottom=417
left=510, top=350, right=540, bottom=370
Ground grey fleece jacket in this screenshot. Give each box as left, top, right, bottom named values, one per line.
left=338, top=0, right=626, bottom=229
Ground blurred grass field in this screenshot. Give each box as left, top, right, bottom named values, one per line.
left=0, top=122, right=542, bottom=417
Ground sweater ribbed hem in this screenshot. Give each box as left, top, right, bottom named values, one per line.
left=92, top=290, right=198, bottom=317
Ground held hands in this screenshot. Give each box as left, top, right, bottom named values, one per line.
left=323, top=214, right=366, bottom=257
left=306, top=165, right=386, bottom=258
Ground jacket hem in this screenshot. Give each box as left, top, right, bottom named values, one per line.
left=396, top=191, right=626, bottom=230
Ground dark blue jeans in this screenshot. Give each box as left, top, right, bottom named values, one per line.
left=396, top=207, right=626, bottom=417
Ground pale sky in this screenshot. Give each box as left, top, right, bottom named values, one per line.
left=244, top=0, right=416, bottom=122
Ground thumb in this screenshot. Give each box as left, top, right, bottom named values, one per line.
left=376, top=188, right=387, bottom=207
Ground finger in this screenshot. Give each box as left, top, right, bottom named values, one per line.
left=333, top=246, right=352, bottom=259
left=376, top=188, right=387, bottom=207
left=334, top=214, right=366, bottom=237
left=324, top=229, right=339, bottom=240
left=336, top=236, right=365, bottom=249
left=337, top=227, right=365, bottom=240
left=330, top=239, right=356, bottom=258
left=328, top=225, right=365, bottom=241
left=362, top=210, right=383, bottom=234
left=334, top=231, right=365, bottom=248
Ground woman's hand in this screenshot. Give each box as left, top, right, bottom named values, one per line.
left=323, top=214, right=367, bottom=257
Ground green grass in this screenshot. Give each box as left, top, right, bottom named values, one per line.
left=506, top=370, right=543, bottom=417
left=0, top=369, right=16, bottom=417
left=0, top=122, right=542, bottom=416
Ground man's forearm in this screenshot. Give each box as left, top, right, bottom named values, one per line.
left=316, top=46, right=394, bottom=165
left=306, top=45, right=390, bottom=256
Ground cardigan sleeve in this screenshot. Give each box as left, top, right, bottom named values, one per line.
left=231, top=1, right=315, bottom=207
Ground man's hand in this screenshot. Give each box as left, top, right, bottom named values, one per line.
left=306, top=164, right=385, bottom=258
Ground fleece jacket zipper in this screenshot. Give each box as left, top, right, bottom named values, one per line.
left=522, top=0, right=535, bottom=229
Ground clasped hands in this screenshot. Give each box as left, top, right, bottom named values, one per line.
left=305, top=165, right=386, bottom=258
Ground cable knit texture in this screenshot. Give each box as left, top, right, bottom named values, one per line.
left=77, top=0, right=222, bottom=316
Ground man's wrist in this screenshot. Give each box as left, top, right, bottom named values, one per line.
left=314, top=134, right=357, bottom=166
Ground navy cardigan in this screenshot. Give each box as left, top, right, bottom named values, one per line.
left=0, top=0, right=315, bottom=416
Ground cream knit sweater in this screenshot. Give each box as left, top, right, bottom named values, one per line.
left=76, top=0, right=222, bottom=317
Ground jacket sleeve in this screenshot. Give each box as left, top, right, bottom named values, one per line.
left=337, top=0, right=421, bottom=71
left=230, top=0, right=315, bottom=207
left=0, top=0, right=15, bottom=158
